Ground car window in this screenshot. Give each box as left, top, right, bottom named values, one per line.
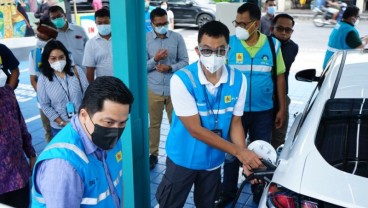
left=315, top=98, right=368, bottom=178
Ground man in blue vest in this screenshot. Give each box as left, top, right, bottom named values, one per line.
left=32, top=76, right=134, bottom=207
left=323, top=6, right=368, bottom=69
left=156, top=21, right=262, bottom=208
left=29, top=19, right=58, bottom=143
left=145, top=0, right=155, bottom=32
left=216, top=3, right=286, bottom=206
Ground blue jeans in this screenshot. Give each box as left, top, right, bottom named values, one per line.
left=51, top=127, right=62, bottom=138
left=222, top=109, right=274, bottom=196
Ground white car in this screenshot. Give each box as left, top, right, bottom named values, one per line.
left=259, top=49, right=368, bottom=208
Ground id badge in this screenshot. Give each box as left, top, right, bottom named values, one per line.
left=66, top=102, right=75, bottom=118
left=212, top=129, right=222, bottom=138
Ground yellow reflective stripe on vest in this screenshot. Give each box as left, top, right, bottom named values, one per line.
left=230, top=64, right=272, bottom=72
left=43, top=143, right=89, bottom=163
left=80, top=169, right=123, bottom=205
left=181, top=68, right=197, bottom=88
left=198, top=107, right=234, bottom=116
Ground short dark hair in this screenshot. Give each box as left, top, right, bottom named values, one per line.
left=95, top=8, right=110, bottom=19
left=342, top=5, right=359, bottom=19
left=160, top=0, right=168, bottom=5
left=150, top=7, right=167, bottom=22
left=265, top=0, right=276, bottom=3
left=198, top=21, right=229, bottom=44
left=48, top=5, right=65, bottom=15
left=237, top=3, right=261, bottom=21
left=40, top=40, right=73, bottom=81
left=79, top=76, right=134, bottom=115
left=272, top=13, right=295, bottom=27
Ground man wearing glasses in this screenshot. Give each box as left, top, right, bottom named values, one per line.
left=216, top=3, right=286, bottom=206
left=146, top=8, right=188, bottom=170
left=270, top=14, right=299, bottom=149
left=156, top=21, right=261, bottom=207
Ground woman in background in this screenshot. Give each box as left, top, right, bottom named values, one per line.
left=37, top=40, right=89, bottom=137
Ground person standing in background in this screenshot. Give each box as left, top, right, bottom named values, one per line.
left=83, top=8, right=113, bottom=83
left=49, top=5, right=89, bottom=73
left=146, top=8, right=188, bottom=170
left=145, top=0, right=155, bottom=32
left=37, top=40, right=89, bottom=137
left=92, top=0, right=102, bottom=11
left=0, top=43, right=20, bottom=90
left=160, top=0, right=174, bottom=30
left=29, top=19, right=58, bottom=143
left=0, top=70, right=37, bottom=208
left=270, top=13, right=299, bottom=149
left=260, top=0, right=277, bottom=36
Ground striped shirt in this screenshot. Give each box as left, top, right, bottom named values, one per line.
left=37, top=67, right=89, bottom=129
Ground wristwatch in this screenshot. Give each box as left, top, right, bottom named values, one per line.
left=59, top=121, right=65, bottom=126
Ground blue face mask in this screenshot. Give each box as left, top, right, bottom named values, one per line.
left=52, top=17, right=66, bottom=29
left=267, top=6, right=276, bottom=15
left=97, top=24, right=111, bottom=36
left=154, top=25, right=168, bottom=35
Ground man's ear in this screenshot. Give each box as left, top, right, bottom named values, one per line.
left=79, top=109, right=88, bottom=123
left=195, top=46, right=200, bottom=56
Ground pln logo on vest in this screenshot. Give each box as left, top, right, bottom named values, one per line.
left=261, top=55, right=271, bottom=66
left=116, top=151, right=122, bottom=162
left=224, top=95, right=231, bottom=103
left=236, top=53, right=243, bottom=64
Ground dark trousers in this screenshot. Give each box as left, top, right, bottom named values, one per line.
left=156, top=157, right=221, bottom=208
left=222, top=109, right=274, bottom=195
left=0, top=183, right=30, bottom=208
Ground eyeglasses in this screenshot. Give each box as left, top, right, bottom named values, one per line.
left=232, top=20, right=254, bottom=29
left=198, top=46, right=229, bottom=57
left=274, top=26, right=294, bottom=34
left=153, top=22, right=169, bottom=27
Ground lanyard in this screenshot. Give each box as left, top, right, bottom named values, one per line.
left=203, top=85, right=223, bottom=129
left=54, top=74, right=70, bottom=101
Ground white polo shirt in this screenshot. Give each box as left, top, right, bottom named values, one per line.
left=82, top=34, right=113, bottom=78
left=170, top=61, right=247, bottom=117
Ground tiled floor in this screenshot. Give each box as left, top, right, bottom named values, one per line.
left=17, top=57, right=316, bottom=207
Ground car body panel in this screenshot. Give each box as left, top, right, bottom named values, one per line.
left=150, top=0, right=215, bottom=26
left=259, top=50, right=368, bottom=207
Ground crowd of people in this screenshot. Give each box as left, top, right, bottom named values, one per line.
left=0, top=1, right=367, bottom=207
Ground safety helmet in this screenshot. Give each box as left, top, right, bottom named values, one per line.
left=248, top=140, right=277, bottom=165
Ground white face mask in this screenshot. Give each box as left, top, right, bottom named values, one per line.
left=354, top=19, right=359, bottom=26
left=161, top=5, right=167, bottom=10
left=50, top=60, right=66, bottom=72
left=235, top=26, right=250, bottom=40
left=200, top=54, right=225, bottom=74
left=0, top=70, right=7, bottom=88
left=36, top=39, right=48, bottom=48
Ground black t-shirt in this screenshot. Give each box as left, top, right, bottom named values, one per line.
left=0, top=44, right=20, bottom=78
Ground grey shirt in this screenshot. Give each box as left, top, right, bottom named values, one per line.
left=260, top=14, right=273, bottom=36
left=146, top=30, right=189, bottom=96
left=83, top=34, right=113, bottom=78
left=56, top=23, right=89, bottom=73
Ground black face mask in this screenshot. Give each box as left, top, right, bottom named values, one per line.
left=85, top=116, right=125, bottom=150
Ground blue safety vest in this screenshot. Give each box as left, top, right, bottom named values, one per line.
left=145, top=6, right=155, bottom=32
left=323, top=21, right=359, bottom=68
left=166, top=62, right=243, bottom=170
left=31, top=124, right=123, bottom=207
left=31, top=47, right=42, bottom=77
left=228, top=35, right=280, bottom=112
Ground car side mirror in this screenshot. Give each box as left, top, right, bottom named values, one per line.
left=295, top=69, right=320, bottom=82
left=185, top=1, right=193, bottom=6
